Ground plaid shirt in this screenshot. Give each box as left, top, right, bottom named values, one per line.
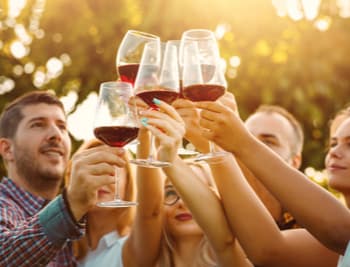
left=0, top=177, right=85, bottom=267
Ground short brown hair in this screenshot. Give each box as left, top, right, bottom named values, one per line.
left=253, top=105, right=304, bottom=156
left=0, top=91, right=64, bottom=139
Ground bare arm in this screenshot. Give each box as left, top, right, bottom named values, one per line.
left=196, top=100, right=350, bottom=254
left=162, top=156, right=252, bottom=267
left=123, top=127, right=164, bottom=267
left=150, top=100, right=252, bottom=267
left=209, top=154, right=338, bottom=266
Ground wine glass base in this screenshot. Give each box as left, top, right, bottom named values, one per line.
left=129, top=158, right=171, bottom=168
left=97, top=200, right=138, bottom=208
left=177, top=147, right=199, bottom=156
left=193, top=151, right=229, bottom=162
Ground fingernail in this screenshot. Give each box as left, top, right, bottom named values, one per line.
left=152, top=98, right=161, bottom=105
left=140, top=117, right=148, bottom=127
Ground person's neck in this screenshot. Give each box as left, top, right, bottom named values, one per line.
left=87, top=210, right=127, bottom=250
left=8, top=169, right=61, bottom=200
left=172, top=235, right=203, bottom=267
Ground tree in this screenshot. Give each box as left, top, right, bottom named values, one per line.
left=1, top=0, right=350, bottom=178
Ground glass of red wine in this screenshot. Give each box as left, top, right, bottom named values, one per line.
left=163, top=40, right=198, bottom=157
left=116, top=30, right=160, bottom=86
left=181, top=30, right=229, bottom=161
left=130, top=40, right=180, bottom=168
left=93, top=81, right=139, bottom=207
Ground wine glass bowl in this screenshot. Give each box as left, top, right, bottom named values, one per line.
left=116, top=30, right=160, bottom=85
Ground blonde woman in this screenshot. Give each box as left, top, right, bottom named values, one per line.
left=136, top=98, right=252, bottom=267
left=65, top=139, right=136, bottom=266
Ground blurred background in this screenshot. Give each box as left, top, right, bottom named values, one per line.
left=1, top=0, right=350, bottom=192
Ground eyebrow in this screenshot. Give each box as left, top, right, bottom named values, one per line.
left=331, top=136, right=350, bottom=142
left=27, top=117, right=66, bottom=124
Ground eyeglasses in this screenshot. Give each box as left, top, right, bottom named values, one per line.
left=164, top=185, right=180, bottom=206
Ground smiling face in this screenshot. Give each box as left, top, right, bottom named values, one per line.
left=9, top=104, right=71, bottom=188
left=325, top=117, right=350, bottom=195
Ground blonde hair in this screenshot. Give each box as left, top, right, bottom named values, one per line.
left=64, top=139, right=136, bottom=260
left=158, top=160, right=217, bottom=267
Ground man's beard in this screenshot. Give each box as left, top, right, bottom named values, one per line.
left=13, top=143, right=64, bottom=193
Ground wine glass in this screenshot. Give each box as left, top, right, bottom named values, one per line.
left=116, top=30, right=160, bottom=86
left=181, top=29, right=229, bottom=161
left=129, top=40, right=180, bottom=168
left=164, top=40, right=198, bottom=157
left=93, top=81, right=139, bottom=207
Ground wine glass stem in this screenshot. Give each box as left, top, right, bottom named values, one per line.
left=114, top=166, right=121, bottom=201
left=148, top=134, right=155, bottom=161
left=209, top=141, right=215, bottom=154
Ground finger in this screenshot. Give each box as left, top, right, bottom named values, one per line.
left=147, top=124, right=180, bottom=148
left=73, top=147, right=126, bottom=167
left=218, top=93, right=238, bottom=114
left=199, top=108, right=219, bottom=122
left=198, top=115, right=215, bottom=130
left=145, top=117, right=184, bottom=138
left=195, top=101, right=224, bottom=113
left=80, top=162, right=115, bottom=176
left=152, top=99, right=184, bottom=123
left=89, top=174, right=116, bottom=189
left=172, top=98, right=195, bottom=109
left=197, top=127, right=214, bottom=141
left=141, top=107, right=184, bottom=127
left=175, top=107, right=198, bottom=118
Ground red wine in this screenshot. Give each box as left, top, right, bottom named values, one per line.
left=137, top=90, right=179, bottom=108
left=118, top=64, right=139, bottom=85
left=179, top=80, right=185, bottom=98
left=183, top=84, right=225, bottom=102
left=94, top=126, right=139, bottom=147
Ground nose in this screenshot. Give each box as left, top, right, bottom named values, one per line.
left=174, top=197, right=186, bottom=208
left=328, top=144, right=343, bottom=159
left=47, top=123, right=64, bottom=142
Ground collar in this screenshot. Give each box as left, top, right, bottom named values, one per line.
left=0, top=177, right=48, bottom=216
left=98, top=231, right=123, bottom=249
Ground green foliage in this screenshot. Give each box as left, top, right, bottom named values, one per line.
left=1, top=0, right=350, bottom=180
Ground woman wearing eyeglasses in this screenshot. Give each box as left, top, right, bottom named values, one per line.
left=136, top=98, right=252, bottom=267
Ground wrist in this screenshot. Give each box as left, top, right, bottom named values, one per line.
left=65, top=188, right=88, bottom=222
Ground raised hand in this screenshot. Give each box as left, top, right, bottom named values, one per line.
left=217, top=91, right=240, bottom=117
left=195, top=100, right=248, bottom=154
left=172, top=98, right=209, bottom=153
left=66, top=145, right=126, bottom=220
left=140, top=99, right=185, bottom=163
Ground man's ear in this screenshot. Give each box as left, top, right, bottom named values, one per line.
left=0, top=138, right=14, bottom=162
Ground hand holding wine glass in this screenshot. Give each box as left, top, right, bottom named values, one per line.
left=180, top=29, right=228, bottom=161
left=138, top=99, right=186, bottom=165
left=130, top=40, right=180, bottom=168
left=93, top=81, right=139, bottom=207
